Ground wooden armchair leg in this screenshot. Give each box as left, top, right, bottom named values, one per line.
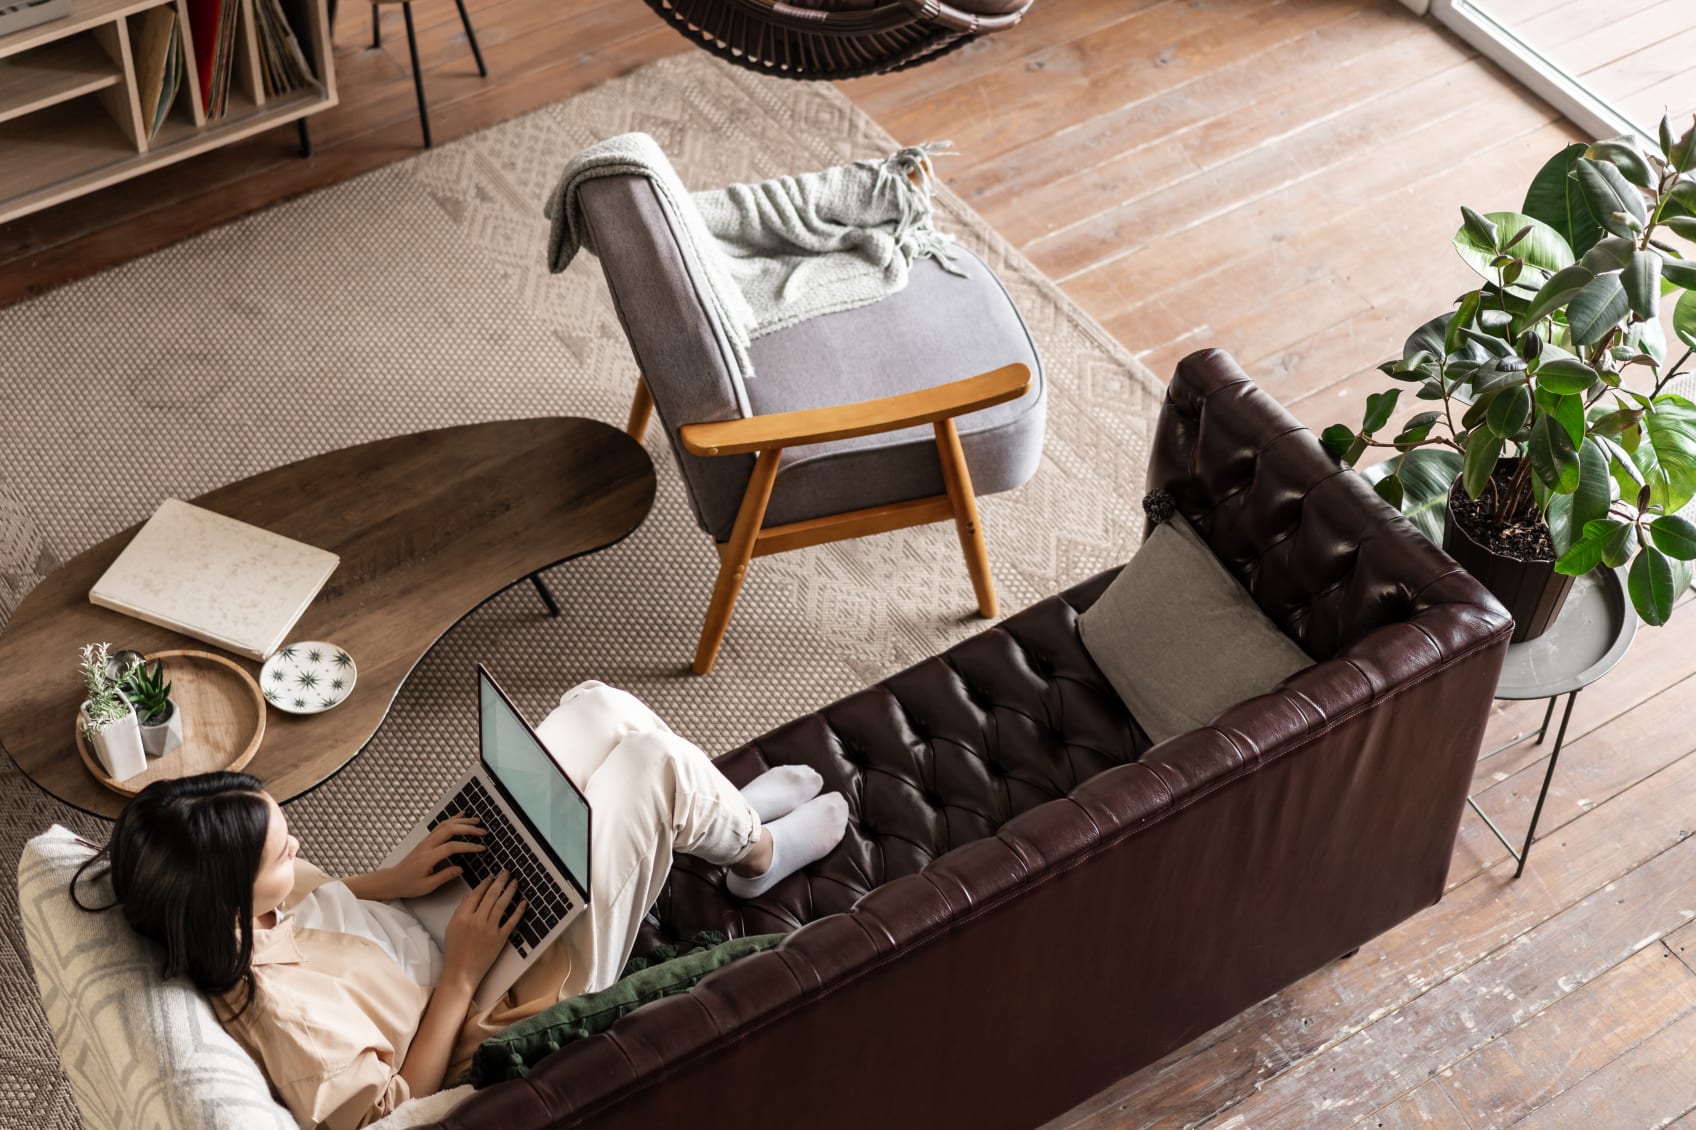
left=933, top=418, right=997, bottom=618
left=626, top=376, right=654, bottom=442
left=693, top=449, right=781, bottom=675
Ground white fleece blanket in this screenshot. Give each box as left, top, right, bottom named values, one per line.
left=543, top=131, right=959, bottom=380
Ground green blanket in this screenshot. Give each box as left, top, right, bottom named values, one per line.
left=470, top=932, right=787, bottom=1087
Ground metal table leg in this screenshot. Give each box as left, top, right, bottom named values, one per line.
left=530, top=574, right=561, bottom=617
left=1465, top=690, right=1578, bottom=879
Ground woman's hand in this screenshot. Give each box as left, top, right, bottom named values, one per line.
left=399, top=871, right=522, bottom=1099
left=439, top=872, right=526, bottom=994
left=343, top=817, right=487, bottom=902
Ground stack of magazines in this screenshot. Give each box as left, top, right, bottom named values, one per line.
left=186, top=0, right=241, bottom=118
left=133, top=7, right=184, bottom=139
left=254, top=0, right=316, bottom=98
left=186, top=0, right=317, bottom=118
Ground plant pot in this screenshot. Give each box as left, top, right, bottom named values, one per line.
left=1442, top=478, right=1577, bottom=644
left=104, top=649, right=146, bottom=683
left=80, top=696, right=147, bottom=783
left=138, top=700, right=182, bottom=759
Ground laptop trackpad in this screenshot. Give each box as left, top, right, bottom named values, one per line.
left=407, top=877, right=468, bottom=938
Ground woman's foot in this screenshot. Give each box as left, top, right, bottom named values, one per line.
left=726, top=793, right=850, bottom=900
left=739, top=764, right=824, bottom=823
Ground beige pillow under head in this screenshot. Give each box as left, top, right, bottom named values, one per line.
left=1078, top=510, right=1313, bottom=745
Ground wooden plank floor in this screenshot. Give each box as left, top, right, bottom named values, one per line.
left=6, top=0, right=1696, bottom=1125
left=1483, top=0, right=1696, bottom=129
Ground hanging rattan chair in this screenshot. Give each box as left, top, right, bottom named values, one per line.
left=642, top=0, right=1035, bottom=80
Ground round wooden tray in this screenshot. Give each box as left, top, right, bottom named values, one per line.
left=75, top=650, right=266, bottom=797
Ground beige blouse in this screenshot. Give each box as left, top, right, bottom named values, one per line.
left=217, top=859, right=592, bottom=1130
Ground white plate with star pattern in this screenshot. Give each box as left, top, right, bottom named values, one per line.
left=259, top=641, right=357, bottom=714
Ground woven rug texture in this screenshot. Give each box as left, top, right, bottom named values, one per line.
left=0, top=52, right=1165, bottom=1126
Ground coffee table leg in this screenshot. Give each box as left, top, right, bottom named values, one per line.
left=530, top=574, right=561, bottom=618
left=1514, top=690, right=1577, bottom=879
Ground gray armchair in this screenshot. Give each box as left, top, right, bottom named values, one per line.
left=576, top=174, right=1047, bottom=673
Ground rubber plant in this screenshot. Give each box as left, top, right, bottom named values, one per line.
left=1322, top=117, right=1696, bottom=626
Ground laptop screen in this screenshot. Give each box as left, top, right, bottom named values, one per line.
left=479, top=669, right=592, bottom=896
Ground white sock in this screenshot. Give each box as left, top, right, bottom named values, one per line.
left=739, top=765, right=824, bottom=823
left=726, top=793, right=850, bottom=900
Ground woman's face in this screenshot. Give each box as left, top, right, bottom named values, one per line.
left=251, top=793, right=300, bottom=919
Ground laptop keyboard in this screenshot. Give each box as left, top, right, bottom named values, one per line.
left=427, top=777, right=576, bottom=957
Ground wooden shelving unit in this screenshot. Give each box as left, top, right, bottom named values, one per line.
left=0, top=0, right=336, bottom=223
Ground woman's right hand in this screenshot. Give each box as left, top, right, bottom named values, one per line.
left=439, top=872, right=525, bottom=993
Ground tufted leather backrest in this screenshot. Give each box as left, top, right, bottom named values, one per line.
left=633, top=349, right=1509, bottom=948
left=1149, top=349, right=1495, bottom=661
left=640, top=568, right=1146, bottom=945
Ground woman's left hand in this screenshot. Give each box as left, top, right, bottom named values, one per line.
left=346, top=816, right=487, bottom=902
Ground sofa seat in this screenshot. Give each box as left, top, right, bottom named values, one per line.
left=636, top=568, right=1150, bottom=948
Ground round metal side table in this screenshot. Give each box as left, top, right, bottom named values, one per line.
left=1468, top=566, right=1637, bottom=878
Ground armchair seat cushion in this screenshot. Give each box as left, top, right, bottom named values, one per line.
left=743, top=246, right=1046, bottom=531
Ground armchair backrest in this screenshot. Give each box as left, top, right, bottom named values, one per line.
left=1148, top=349, right=1508, bottom=661
left=576, top=176, right=754, bottom=541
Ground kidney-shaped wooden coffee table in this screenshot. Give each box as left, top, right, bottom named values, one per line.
left=0, top=417, right=655, bottom=819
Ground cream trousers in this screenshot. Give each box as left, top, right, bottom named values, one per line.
left=452, top=681, right=759, bottom=1074
left=533, top=679, right=760, bottom=993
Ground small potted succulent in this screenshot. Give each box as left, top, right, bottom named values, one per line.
left=1324, top=117, right=1696, bottom=639
left=78, top=642, right=147, bottom=782
left=120, top=657, right=181, bottom=759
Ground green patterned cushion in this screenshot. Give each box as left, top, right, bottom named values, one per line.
left=470, top=933, right=786, bottom=1087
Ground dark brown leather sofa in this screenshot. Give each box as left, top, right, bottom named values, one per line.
left=429, top=350, right=1514, bottom=1129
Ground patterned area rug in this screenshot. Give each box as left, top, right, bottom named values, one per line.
left=0, top=53, right=1164, bottom=1126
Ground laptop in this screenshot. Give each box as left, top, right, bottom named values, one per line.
left=381, top=664, right=592, bottom=1011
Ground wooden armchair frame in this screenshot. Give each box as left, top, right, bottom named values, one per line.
left=626, top=362, right=1032, bottom=674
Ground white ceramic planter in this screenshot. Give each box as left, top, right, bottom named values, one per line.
left=138, top=702, right=183, bottom=759
left=81, top=698, right=147, bottom=782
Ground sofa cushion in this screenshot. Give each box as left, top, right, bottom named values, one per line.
left=469, top=933, right=786, bottom=1087
left=1077, top=512, right=1314, bottom=744
left=17, top=826, right=468, bottom=1130
left=17, top=825, right=297, bottom=1130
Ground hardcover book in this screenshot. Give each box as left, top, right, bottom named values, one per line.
left=90, top=499, right=339, bottom=661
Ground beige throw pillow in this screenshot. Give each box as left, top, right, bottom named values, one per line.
left=1079, top=513, right=1313, bottom=745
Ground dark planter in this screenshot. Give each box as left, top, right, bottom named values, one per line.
left=1442, top=478, right=1576, bottom=644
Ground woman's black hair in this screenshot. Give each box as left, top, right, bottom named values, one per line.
left=72, top=771, right=273, bottom=1012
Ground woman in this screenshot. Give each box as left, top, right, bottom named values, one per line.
left=75, top=681, right=848, bottom=1130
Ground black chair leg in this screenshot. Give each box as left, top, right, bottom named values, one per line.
left=401, top=2, right=431, bottom=149
left=454, top=0, right=487, bottom=77
left=371, top=3, right=381, bottom=48
left=530, top=574, right=561, bottom=618
left=296, top=118, right=311, bottom=157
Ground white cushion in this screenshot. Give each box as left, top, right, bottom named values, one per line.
left=17, top=825, right=468, bottom=1130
